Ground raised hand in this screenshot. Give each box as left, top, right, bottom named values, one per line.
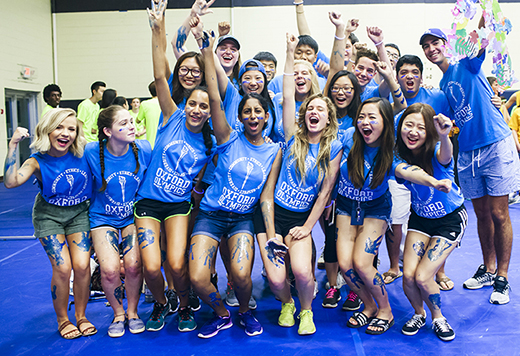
left=374, top=61, right=392, bottom=78
left=9, top=127, right=30, bottom=149
left=191, top=0, right=215, bottom=17
left=147, top=0, right=167, bottom=30
left=286, top=33, right=298, bottom=53
left=328, top=11, right=344, bottom=28
left=367, top=26, right=384, bottom=45
left=434, top=113, right=453, bottom=137
left=345, top=18, right=359, bottom=34
left=189, top=14, right=204, bottom=40
left=218, top=21, right=231, bottom=37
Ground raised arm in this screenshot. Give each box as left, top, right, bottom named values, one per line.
left=375, top=61, right=406, bottom=114
left=171, top=0, right=215, bottom=59
left=395, top=163, right=451, bottom=193
left=148, top=0, right=177, bottom=123
left=434, top=113, right=453, bottom=165
left=194, top=18, right=233, bottom=145
left=324, top=11, right=346, bottom=92
left=283, top=33, right=298, bottom=141
left=367, top=26, right=392, bottom=84
left=288, top=151, right=342, bottom=240
left=4, top=128, right=39, bottom=188
left=294, top=1, right=311, bottom=36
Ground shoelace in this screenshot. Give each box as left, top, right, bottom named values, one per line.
left=433, top=318, right=450, bottom=333
left=347, top=291, right=358, bottom=301
left=406, top=315, right=424, bottom=328
left=150, top=303, right=166, bottom=320
left=325, top=288, right=338, bottom=298
left=179, top=308, right=191, bottom=321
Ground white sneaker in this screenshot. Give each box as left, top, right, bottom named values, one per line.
left=463, top=264, right=496, bottom=289
left=489, top=276, right=511, bottom=305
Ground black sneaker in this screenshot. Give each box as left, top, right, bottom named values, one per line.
left=189, top=288, right=201, bottom=312
left=432, top=317, right=455, bottom=341
left=322, top=287, right=341, bottom=308
left=490, top=276, right=511, bottom=304
left=402, top=313, right=426, bottom=336
left=342, top=290, right=363, bottom=311
left=165, top=289, right=179, bottom=315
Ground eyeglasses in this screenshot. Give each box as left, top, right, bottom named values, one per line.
left=331, top=86, right=354, bottom=94
left=386, top=51, right=399, bottom=60
left=178, top=66, right=201, bottom=78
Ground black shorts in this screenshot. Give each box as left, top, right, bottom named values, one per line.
left=134, top=199, right=191, bottom=222
left=408, top=204, right=467, bottom=243
left=254, top=203, right=310, bottom=238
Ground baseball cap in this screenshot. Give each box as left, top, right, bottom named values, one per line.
left=238, top=59, right=266, bottom=79
left=217, top=35, right=241, bottom=50
left=419, top=28, right=447, bottom=45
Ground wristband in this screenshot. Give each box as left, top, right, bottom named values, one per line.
left=334, top=35, right=346, bottom=41
left=193, top=187, right=204, bottom=194
left=293, top=1, right=304, bottom=5
left=283, top=73, right=295, bottom=76
left=374, top=40, right=383, bottom=47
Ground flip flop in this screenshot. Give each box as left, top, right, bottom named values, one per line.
left=383, top=271, right=403, bottom=284
left=77, top=319, right=98, bottom=337
left=58, top=321, right=81, bottom=340
left=365, top=317, right=395, bottom=335
left=436, top=276, right=454, bottom=291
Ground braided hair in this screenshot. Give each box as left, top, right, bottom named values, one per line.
left=97, top=105, right=140, bottom=191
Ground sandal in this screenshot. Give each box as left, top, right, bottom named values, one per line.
left=58, top=321, right=81, bottom=340
left=77, top=318, right=98, bottom=336
left=436, top=276, right=454, bottom=291
left=347, top=312, right=374, bottom=328
left=365, top=317, right=395, bottom=335
left=383, top=271, right=403, bottom=284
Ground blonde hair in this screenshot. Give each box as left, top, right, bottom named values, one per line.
left=290, top=94, right=338, bottom=185
left=279, top=60, right=321, bottom=107
left=30, top=108, right=86, bottom=157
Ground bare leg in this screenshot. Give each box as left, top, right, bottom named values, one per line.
left=164, top=215, right=191, bottom=307
left=256, top=232, right=291, bottom=303
left=227, top=233, right=255, bottom=314
left=120, top=224, right=142, bottom=319
left=286, top=234, right=314, bottom=310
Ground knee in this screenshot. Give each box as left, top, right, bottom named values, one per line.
left=143, top=264, right=162, bottom=280
left=414, top=270, right=430, bottom=289
left=53, top=263, right=72, bottom=282
left=72, top=259, right=91, bottom=278
left=353, top=256, right=372, bottom=278
left=292, top=264, right=313, bottom=284
left=123, top=262, right=142, bottom=280
left=268, top=273, right=286, bottom=291
left=232, top=270, right=251, bottom=288
left=168, top=258, right=186, bottom=277
left=101, top=268, right=120, bottom=285
left=189, top=272, right=210, bottom=291
left=402, top=269, right=416, bottom=287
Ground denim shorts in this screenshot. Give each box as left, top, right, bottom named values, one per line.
left=458, top=134, right=520, bottom=199
left=32, top=193, right=90, bottom=238
left=336, top=190, right=392, bottom=225
left=191, top=209, right=254, bottom=243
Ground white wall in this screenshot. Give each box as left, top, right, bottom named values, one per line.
left=0, top=0, right=54, bottom=170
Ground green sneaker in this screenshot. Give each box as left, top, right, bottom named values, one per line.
left=178, top=307, right=197, bottom=332
left=298, top=310, right=316, bottom=335
left=278, top=301, right=296, bottom=327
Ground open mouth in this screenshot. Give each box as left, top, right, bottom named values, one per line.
left=362, top=128, right=372, bottom=138
left=296, top=79, right=306, bottom=90
left=57, top=138, right=69, bottom=147
left=336, top=97, right=347, bottom=106
left=406, top=80, right=415, bottom=89
left=309, top=116, right=319, bottom=125
left=407, top=137, right=418, bottom=145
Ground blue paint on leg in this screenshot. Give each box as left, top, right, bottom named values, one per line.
left=41, top=234, right=66, bottom=266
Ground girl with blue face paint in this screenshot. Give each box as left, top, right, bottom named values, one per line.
left=4, top=108, right=94, bottom=339
left=191, top=19, right=282, bottom=338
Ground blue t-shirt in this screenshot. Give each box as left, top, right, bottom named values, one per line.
left=271, top=93, right=303, bottom=144
left=394, top=87, right=453, bottom=132
left=399, top=143, right=464, bottom=218
left=314, top=50, right=330, bottom=80
left=337, top=128, right=399, bottom=201
left=137, top=109, right=216, bottom=203
left=31, top=151, right=91, bottom=206
left=86, top=140, right=152, bottom=228
left=222, top=80, right=274, bottom=138
left=338, top=114, right=354, bottom=139
left=275, top=136, right=342, bottom=212
left=200, top=131, right=280, bottom=214
left=440, top=52, right=511, bottom=151
left=360, top=85, right=382, bottom=102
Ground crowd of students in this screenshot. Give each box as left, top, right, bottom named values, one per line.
left=5, top=0, right=520, bottom=343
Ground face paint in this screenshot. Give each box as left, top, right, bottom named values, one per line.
left=369, top=121, right=378, bottom=125
left=242, top=81, right=250, bottom=85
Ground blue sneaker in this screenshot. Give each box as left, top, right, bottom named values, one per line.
left=108, top=318, right=126, bottom=338
left=239, top=310, right=263, bottom=336
left=146, top=301, right=170, bottom=331
left=178, top=307, right=197, bottom=332
left=128, top=318, right=145, bottom=334
left=197, top=312, right=233, bottom=338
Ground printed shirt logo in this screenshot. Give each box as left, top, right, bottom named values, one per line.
left=446, top=81, right=473, bottom=128
left=50, top=168, right=89, bottom=206
left=411, top=185, right=446, bottom=218
left=217, top=157, right=267, bottom=212
left=276, top=156, right=318, bottom=210
left=153, top=140, right=199, bottom=195
left=104, top=171, right=141, bottom=218
left=338, top=158, right=374, bottom=201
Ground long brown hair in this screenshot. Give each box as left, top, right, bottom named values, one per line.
left=347, top=97, right=395, bottom=189
left=171, top=52, right=206, bottom=105
left=396, top=103, right=439, bottom=176
left=290, top=94, right=338, bottom=185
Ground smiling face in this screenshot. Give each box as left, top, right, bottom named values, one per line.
left=357, top=103, right=384, bottom=147
left=217, top=40, right=239, bottom=72
left=241, top=69, right=265, bottom=95
left=239, top=98, right=267, bottom=138
left=184, top=90, right=210, bottom=132
left=397, top=63, right=422, bottom=98
left=305, top=98, right=330, bottom=136
left=294, top=63, right=313, bottom=98
left=259, top=60, right=276, bottom=82
left=330, top=75, right=354, bottom=111
left=48, top=115, right=78, bottom=157
left=104, top=109, right=136, bottom=144
left=354, top=57, right=377, bottom=88
left=178, top=57, right=203, bottom=90
left=421, top=36, right=447, bottom=65
left=400, top=112, right=427, bottom=152
left=294, top=44, right=317, bottom=64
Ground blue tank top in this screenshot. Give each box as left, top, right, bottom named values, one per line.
left=86, top=140, right=152, bottom=228
left=275, top=136, right=342, bottom=212
left=200, top=131, right=280, bottom=214
left=31, top=151, right=91, bottom=206
left=400, top=142, right=464, bottom=218
left=137, top=109, right=216, bottom=203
